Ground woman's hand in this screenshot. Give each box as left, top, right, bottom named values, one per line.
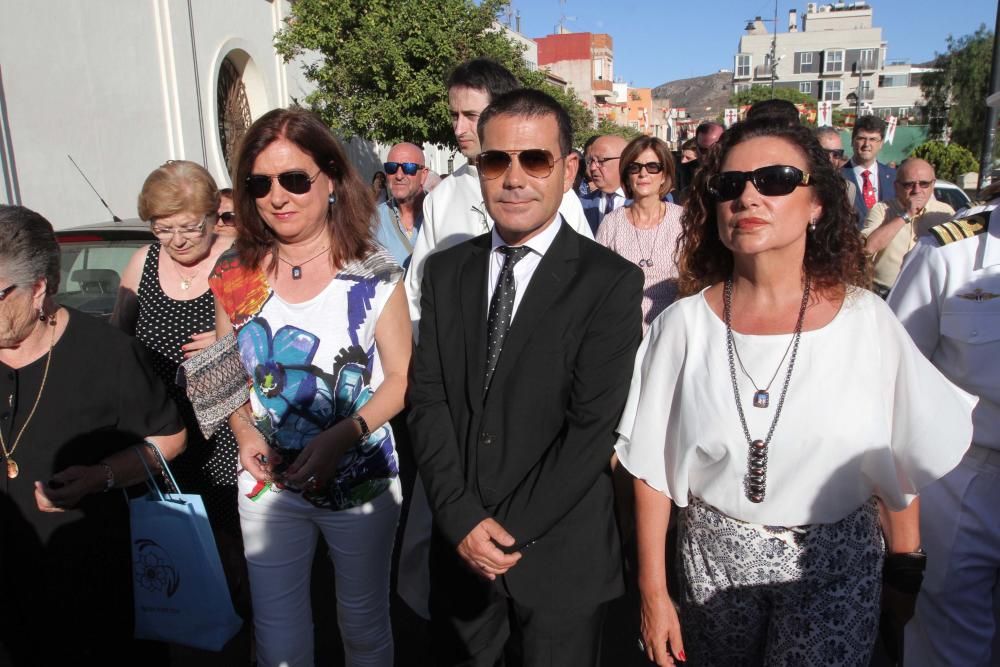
left=238, top=434, right=278, bottom=484
left=283, top=418, right=360, bottom=491
left=33, top=465, right=105, bottom=512
left=182, top=330, right=217, bottom=359
left=640, top=588, right=686, bottom=665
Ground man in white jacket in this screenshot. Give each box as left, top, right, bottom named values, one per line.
left=405, top=58, right=591, bottom=323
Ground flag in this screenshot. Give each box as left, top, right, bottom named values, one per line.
left=885, top=116, right=898, bottom=145
left=724, top=108, right=738, bottom=128
left=817, top=101, right=833, bottom=127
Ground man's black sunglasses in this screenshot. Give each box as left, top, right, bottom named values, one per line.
left=708, top=165, right=811, bottom=202
left=384, top=162, right=424, bottom=176
left=245, top=170, right=322, bottom=198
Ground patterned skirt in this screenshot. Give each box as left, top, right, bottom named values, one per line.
left=678, top=497, right=884, bottom=666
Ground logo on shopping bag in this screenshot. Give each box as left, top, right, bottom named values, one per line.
left=134, top=538, right=180, bottom=598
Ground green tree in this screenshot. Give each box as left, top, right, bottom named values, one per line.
left=729, top=85, right=817, bottom=109
left=274, top=0, right=593, bottom=147
left=576, top=119, right=642, bottom=148
left=921, top=25, right=994, bottom=157
left=911, top=140, right=980, bottom=182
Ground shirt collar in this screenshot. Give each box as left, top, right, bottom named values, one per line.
left=490, top=215, right=563, bottom=258
left=854, top=162, right=878, bottom=177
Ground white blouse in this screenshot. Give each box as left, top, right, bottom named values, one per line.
left=615, top=287, right=976, bottom=526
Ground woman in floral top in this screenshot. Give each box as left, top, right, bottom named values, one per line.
left=211, top=108, right=411, bottom=667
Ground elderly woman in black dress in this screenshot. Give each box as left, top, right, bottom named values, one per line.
left=0, top=204, right=185, bottom=664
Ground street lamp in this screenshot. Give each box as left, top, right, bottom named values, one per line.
left=744, top=0, right=781, bottom=97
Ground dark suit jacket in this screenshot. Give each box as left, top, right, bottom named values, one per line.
left=843, top=160, right=897, bottom=223
left=408, top=221, right=643, bottom=610
left=578, top=189, right=630, bottom=235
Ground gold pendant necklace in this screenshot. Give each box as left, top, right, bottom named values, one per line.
left=1, top=320, right=56, bottom=479
left=164, top=245, right=199, bottom=290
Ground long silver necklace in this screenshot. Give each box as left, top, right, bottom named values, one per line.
left=631, top=203, right=664, bottom=268
left=724, top=277, right=810, bottom=503
left=732, top=326, right=797, bottom=408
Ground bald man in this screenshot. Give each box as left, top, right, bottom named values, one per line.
left=579, top=134, right=629, bottom=233
left=861, top=158, right=955, bottom=295
left=374, top=142, right=428, bottom=268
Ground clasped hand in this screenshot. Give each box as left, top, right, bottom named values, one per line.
left=240, top=418, right=359, bottom=491
left=34, top=465, right=103, bottom=512
left=457, top=518, right=522, bottom=580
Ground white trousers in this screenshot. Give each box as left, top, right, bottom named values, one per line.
left=905, top=446, right=1000, bottom=667
left=238, top=473, right=402, bottom=667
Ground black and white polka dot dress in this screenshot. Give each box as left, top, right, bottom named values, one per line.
left=135, top=242, right=239, bottom=533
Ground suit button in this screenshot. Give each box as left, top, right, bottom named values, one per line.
left=480, top=432, right=492, bottom=446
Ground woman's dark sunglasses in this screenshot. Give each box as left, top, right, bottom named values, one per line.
left=625, top=161, right=665, bottom=175
left=709, top=165, right=811, bottom=202
left=218, top=211, right=236, bottom=225
left=384, top=162, right=423, bottom=176
left=477, top=149, right=564, bottom=180
left=246, top=169, right=321, bottom=198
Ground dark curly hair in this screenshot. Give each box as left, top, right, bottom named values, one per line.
left=676, top=117, right=870, bottom=297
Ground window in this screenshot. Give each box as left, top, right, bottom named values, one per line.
left=823, top=80, right=842, bottom=101
left=859, top=48, right=877, bottom=70
left=593, top=59, right=603, bottom=80
left=879, top=74, right=908, bottom=88
left=735, top=54, right=751, bottom=78
left=800, top=52, right=813, bottom=66
left=824, top=49, right=844, bottom=73
left=799, top=81, right=813, bottom=94
left=733, top=82, right=751, bottom=94
left=898, top=107, right=911, bottom=118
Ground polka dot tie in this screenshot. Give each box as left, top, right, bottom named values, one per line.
left=862, top=170, right=876, bottom=209
left=484, top=245, right=530, bottom=393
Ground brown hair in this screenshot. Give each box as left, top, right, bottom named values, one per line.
left=231, top=108, right=376, bottom=271
left=619, top=136, right=675, bottom=199
left=676, top=117, right=870, bottom=297
left=137, top=160, right=220, bottom=221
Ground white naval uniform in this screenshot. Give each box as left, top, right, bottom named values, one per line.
left=397, top=161, right=592, bottom=620
left=889, top=202, right=1000, bottom=667
left=404, top=162, right=592, bottom=324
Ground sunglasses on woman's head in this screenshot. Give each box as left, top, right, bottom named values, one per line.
left=708, top=165, right=811, bottom=202
left=625, top=161, right=665, bottom=175
left=245, top=169, right=322, bottom=198
left=383, top=162, right=423, bottom=176
left=477, top=149, right=564, bottom=180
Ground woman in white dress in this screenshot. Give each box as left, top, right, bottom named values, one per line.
left=616, top=117, right=975, bottom=666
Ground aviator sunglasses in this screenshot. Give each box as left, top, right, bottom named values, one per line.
left=477, top=149, right=564, bottom=180
left=708, top=165, right=811, bottom=202
left=246, top=169, right=322, bottom=198
left=625, top=161, right=665, bottom=175
left=383, top=162, right=424, bottom=176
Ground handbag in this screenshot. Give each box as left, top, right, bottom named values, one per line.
left=129, top=443, right=243, bottom=651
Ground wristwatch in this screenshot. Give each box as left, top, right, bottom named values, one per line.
left=900, top=212, right=913, bottom=224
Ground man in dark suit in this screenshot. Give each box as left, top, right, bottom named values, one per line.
left=408, top=88, right=643, bottom=666
left=578, top=133, right=628, bottom=234
left=842, top=115, right=897, bottom=225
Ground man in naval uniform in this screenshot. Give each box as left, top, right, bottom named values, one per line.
left=888, top=187, right=1000, bottom=666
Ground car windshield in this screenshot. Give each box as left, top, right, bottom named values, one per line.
left=56, top=238, right=146, bottom=320
left=934, top=185, right=972, bottom=213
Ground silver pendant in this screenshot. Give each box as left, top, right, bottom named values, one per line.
left=180, top=279, right=192, bottom=290
left=638, top=258, right=654, bottom=268
left=291, top=266, right=302, bottom=280
left=753, top=390, right=769, bottom=408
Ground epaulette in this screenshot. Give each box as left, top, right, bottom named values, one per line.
left=929, top=203, right=995, bottom=246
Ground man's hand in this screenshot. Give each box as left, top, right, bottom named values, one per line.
left=457, top=518, right=522, bottom=580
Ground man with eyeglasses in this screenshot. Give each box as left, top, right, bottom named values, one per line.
left=579, top=134, right=629, bottom=234
left=861, top=158, right=954, bottom=296
left=374, top=142, right=427, bottom=269
left=843, top=115, right=896, bottom=224
left=405, top=59, right=591, bottom=325
left=815, top=127, right=859, bottom=216
left=408, top=87, right=642, bottom=666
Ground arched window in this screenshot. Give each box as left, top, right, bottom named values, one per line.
left=217, top=56, right=252, bottom=172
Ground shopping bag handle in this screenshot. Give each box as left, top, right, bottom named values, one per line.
left=133, top=441, right=183, bottom=501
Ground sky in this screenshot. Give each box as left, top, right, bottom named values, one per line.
left=508, top=0, right=998, bottom=88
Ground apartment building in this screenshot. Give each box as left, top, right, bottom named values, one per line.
left=535, top=31, right=615, bottom=111
left=733, top=2, right=927, bottom=121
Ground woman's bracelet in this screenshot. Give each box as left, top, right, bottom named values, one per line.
left=350, top=414, right=370, bottom=443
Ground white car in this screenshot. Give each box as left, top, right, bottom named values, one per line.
left=933, top=179, right=973, bottom=213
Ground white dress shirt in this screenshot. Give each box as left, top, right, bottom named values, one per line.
left=599, top=187, right=627, bottom=217
left=405, top=163, right=592, bottom=324
left=487, top=216, right=563, bottom=320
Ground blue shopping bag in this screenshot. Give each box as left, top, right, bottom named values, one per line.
left=129, top=444, right=243, bottom=651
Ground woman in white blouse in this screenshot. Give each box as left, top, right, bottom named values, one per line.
left=596, top=136, right=683, bottom=330
left=616, top=118, right=975, bottom=666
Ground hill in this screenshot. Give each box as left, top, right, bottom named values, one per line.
left=652, top=71, right=733, bottom=120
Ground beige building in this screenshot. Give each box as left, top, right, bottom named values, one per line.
left=733, top=2, right=927, bottom=121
